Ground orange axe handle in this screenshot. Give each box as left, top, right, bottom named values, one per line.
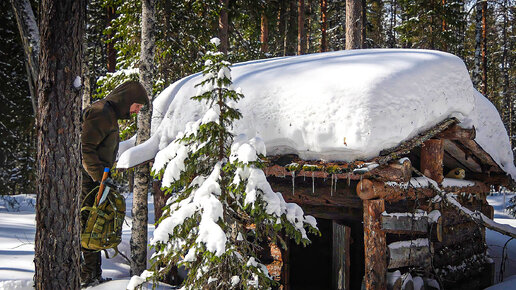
left=95, top=168, right=110, bottom=206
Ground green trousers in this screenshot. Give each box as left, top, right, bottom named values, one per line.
left=80, top=169, right=102, bottom=280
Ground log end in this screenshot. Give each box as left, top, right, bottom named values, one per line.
left=357, top=179, right=376, bottom=200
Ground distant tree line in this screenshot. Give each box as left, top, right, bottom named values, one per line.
left=1, top=0, right=514, bottom=196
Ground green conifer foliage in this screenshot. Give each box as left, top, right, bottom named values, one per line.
left=146, top=39, right=319, bottom=289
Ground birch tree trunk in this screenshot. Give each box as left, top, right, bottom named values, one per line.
left=131, top=0, right=155, bottom=276
left=34, top=0, right=85, bottom=289
left=10, top=0, right=39, bottom=116
left=346, top=0, right=363, bottom=49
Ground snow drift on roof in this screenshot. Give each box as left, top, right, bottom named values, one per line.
left=117, top=49, right=515, bottom=180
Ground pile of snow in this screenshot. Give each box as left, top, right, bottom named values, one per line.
left=117, top=49, right=515, bottom=181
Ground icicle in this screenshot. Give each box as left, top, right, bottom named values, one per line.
left=347, top=174, right=351, bottom=186
left=303, top=171, right=306, bottom=181
left=334, top=174, right=338, bottom=193
left=292, top=171, right=295, bottom=195
left=312, top=171, right=315, bottom=194
left=330, top=174, right=334, bottom=197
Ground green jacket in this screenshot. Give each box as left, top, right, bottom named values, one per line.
left=82, top=81, right=148, bottom=182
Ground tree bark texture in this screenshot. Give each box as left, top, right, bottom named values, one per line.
left=11, top=0, right=40, bottom=116
left=346, top=0, right=363, bottom=49
left=277, top=0, right=287, bottom=56
left=34, top=0, right=85, bottom=289
left=481, top=0, right=487, bottom=96
left=218, top=0, right=229, bottom=54
left=320, top=0, right=327, bottom=52
left=363, top=199, right=387, bottom=290
left=420, top=139, right=444, bottom=184
left=131, top=0, right=155, bottom=276
left=260, top=11, right=269, bottom=53
left=297, top=0, right=305, bottom=55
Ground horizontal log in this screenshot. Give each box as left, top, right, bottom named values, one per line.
left=381, top=212, right=431, bottom=234
left=432, top=242, right=486, bottom=268
left=364, top=159, right=412, bottom=183
left=387, top=238, right=431, bottom=269
left=435, top=124, right=476, bottom=140
left=357, top=179, right=437, bottom=201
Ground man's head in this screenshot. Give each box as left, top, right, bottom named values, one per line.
left=105, top=81, right=149, bottom=119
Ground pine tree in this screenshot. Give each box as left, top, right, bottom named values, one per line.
left=143, top=39, right=318, bottom=289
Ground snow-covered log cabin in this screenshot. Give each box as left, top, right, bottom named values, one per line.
left=118, top=49, right=516, bottom=290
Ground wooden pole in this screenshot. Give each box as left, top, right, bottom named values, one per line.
left=420, top=139, right=444, bottom=184
left=333, top=221, right=351, bottom=290
left=363, top=199, right=387, bottom=290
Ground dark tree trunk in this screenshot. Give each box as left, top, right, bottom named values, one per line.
left=362, top=0, right=366, bottom=48
left=286, top=0, right=297, bottom=55
left=34, top=0, right=85, bottom=289
left=11, top=0, right=40, bottom=116
left=501, top=0, right=511, bottom=148
left=106, top=5, right=116, bottom=73
left=320, top=0, right=327, bottom=52
left=219, top=0, right=229, bottom=54
left=297, top=0, right=305, bottom=55
left=346, top=0, right=363, bottom=49
left=481, top=0, right=487, bottom=97
left=473, top=1, right=482, bottom=89
left=131, top=0, right=155, bottom=276
left=278, top=0, right=287, bottom=56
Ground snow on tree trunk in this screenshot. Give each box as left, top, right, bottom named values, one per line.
left=34, top=0, right=85, bottom=289
left=128, top=39, right=318, bottom=290
left=10, top=0, right=39, bottom=116
left=346, top=0, right=363, bottom=49
left=131, top=0, right=155, bottom=276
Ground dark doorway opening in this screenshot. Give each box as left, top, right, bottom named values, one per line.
left=288, top=218, right=364, bottom=290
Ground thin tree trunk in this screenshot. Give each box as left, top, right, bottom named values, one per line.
left=306, top=0, right=312, bottom=52
left=82, top=35, right=91, bottom=109
left=346, top=0, right=363, bottom=49
left=106, top=5, right=116, bottom=73
left=11, top=0, right=40, bottom=116
left=278, top=0, right=287, bottom=56
left=501, top=0, right=511, bottom=147
left=219, top=0, right=229, bottom=54
left=286, top=0, right=297, bottom=55
left=320, top=0, right=327, bottom=52
left=298, top=0, right=305, bottom=55
left=131, top=0, right=155, bottom=276
left=362, top=0, right=366, bottom=48
left=261, top=9, right=269, bottom=53
left=481, top=0, right=487, bottom=97
left=473, top=1, right=482, bottom=89
left=34, top=0, right=85, bottom=289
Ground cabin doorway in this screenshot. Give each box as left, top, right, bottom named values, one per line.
left=288, top=218, right=364, bottom=290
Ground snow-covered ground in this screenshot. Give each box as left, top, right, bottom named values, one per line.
left=0, top=193, right=166, bottom=290
left=2, top=192, right=516, bottom=289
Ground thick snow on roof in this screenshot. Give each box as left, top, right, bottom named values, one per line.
left=117, top=49, right=516, bottom=180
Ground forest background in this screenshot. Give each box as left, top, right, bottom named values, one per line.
left=0, top=0, right=514, bottom=196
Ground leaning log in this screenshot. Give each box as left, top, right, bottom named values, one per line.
left=435, top=124, right=476, bottom=140
left=363, top=199, right=387, bottom=289
left=387, top=238, right=431, bottom=269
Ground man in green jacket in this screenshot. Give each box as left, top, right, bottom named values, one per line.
left=80, top=80, right=148, bottom=286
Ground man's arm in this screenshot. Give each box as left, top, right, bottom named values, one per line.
left=82, top=109, right=108, bottom=182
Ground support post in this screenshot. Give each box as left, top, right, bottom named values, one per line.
left=333, top=221, right=351, bottom=290
left=421, top=139, right=444, bottom=184
left=363, top=199, right=387, bottom=290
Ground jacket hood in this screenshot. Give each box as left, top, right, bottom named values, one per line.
left=105, top=81, right=149, bottom=120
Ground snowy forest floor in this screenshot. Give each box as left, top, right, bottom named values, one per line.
left=1, top=192, right=516, bottom=289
